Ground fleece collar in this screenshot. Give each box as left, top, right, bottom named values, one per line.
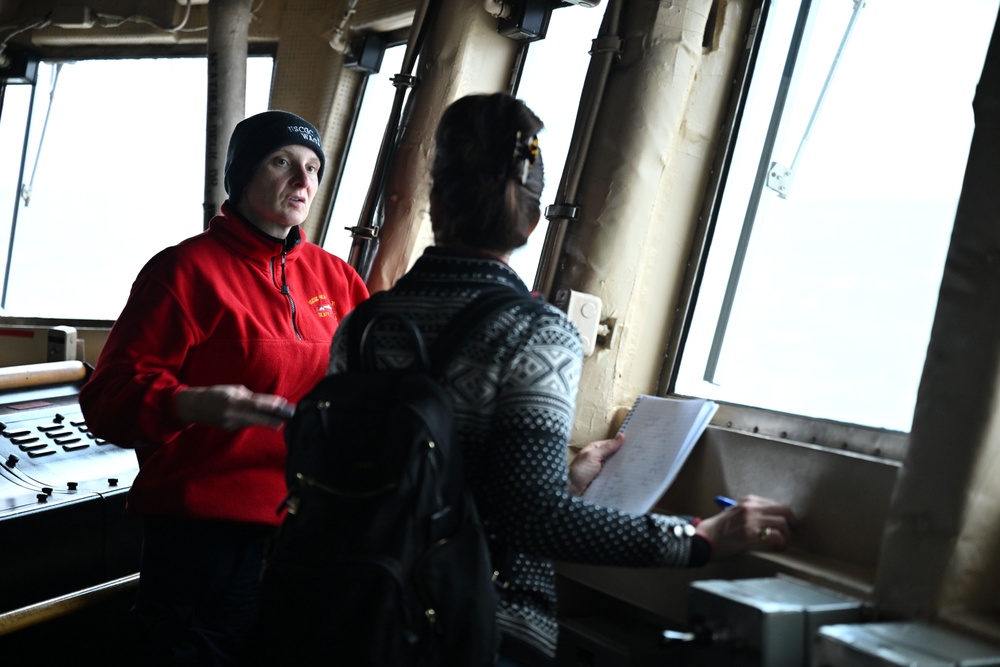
left=211, top=202, right=304, bottom=263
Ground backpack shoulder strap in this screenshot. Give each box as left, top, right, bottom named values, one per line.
left=428, top=288, right=542, bottom=374
left=344, top=291, right=392, bottom=372
left=344, top=288, right=544, bottom=373
left=426, top=287, right=537, bottom=585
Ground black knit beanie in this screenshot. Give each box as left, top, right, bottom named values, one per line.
left=224, top=110, right=326, bottom=205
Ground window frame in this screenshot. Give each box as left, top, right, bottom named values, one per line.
left=670, top=0, right=907, bottom=461
left=321, top=38, right=407, bottom=262
left=660, top=0, right=992, bottom=452
left=0, top=51, right=274, bottom=323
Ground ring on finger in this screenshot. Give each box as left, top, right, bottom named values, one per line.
left=758, top=526, right=773, bottom=542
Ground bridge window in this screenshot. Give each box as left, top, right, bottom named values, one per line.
left=0, top=56, right=272, bottom=320
left=673, top=0, right=998, bottom=432
left=320, top=7, right=606, bottom=283
left=323, top=43, right=405, bottom=262
left=510, top=3, right=608, bottom=286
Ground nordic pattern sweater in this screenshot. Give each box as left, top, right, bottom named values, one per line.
left=80, top=205, right=369, bottom=526
left=327, top=248, right=702, bottom=658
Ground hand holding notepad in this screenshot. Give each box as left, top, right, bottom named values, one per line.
left=580, top=395, right=718, bottom=515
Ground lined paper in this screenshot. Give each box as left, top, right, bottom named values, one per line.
left=581, top=395, right=718, bottom=515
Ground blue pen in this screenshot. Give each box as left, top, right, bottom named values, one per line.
left=715, top=495, right=736, bottom=509
left=716, top=495, right=799, bottom=531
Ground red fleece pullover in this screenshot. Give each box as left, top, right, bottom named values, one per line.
left=80, top=205, right=369, bottom=526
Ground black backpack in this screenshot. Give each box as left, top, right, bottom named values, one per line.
left=254, top=288, right=530, bottom=666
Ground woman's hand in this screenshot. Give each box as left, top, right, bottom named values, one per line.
left=175, top=385, right=294, bottom=431
left=695, top=495, right=797, bottom=560
left=568, top=433, right=625, bottom=496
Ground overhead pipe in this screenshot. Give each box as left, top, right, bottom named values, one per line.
left=204, top=0, right=251, bottom=228
left=533, top=0, right=624, bottom=299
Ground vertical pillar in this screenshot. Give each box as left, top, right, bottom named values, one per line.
left=204, top=0, right=251, bottom=228
left=556, top=0, right=749, bottom=443
left=874, top=9, right=1000, bottom=620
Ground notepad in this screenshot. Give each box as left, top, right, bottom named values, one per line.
left=580, top=395, right=718, bottom=515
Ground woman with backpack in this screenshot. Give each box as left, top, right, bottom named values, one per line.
left=325, top=92, right=796, bottom=666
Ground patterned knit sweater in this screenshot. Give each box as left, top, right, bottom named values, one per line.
left=327, top=248, right=705, bottom=658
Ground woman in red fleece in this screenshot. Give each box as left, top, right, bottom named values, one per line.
left=80, top=110, right=369, bottom=665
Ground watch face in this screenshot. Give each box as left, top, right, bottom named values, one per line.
left=672, top=523, right=697, bottom=538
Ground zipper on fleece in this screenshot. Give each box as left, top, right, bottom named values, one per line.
left=275, top=252, right=303, bottom=340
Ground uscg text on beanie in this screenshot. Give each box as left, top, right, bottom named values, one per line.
left=224, top=110, right=326, bottom=206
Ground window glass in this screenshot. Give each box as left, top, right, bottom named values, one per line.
left=0, top=82, right=31, bottom=306
left=323, top=44, right=405, bottom=261
left=511, top=3, right=607, bottom=286
left=0, top=56, right=272, bottom=320
left=674, top=0, right=998, bottom=432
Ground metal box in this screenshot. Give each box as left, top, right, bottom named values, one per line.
left=687, top=576, right=866, bottom=666
left=814, top=622, right=1000, bottom=666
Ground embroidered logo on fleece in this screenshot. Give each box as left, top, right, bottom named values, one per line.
left=309, top=295, right=336, bottom=319
left=289, top=125, right=321, bottom=150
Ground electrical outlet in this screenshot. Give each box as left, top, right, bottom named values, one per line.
left=563, top=290, right=602, bottom=357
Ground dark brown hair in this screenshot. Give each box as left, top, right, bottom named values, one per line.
left=430, top=93, right=545, bottom=254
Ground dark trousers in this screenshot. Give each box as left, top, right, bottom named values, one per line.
left=496, top=633, right=556, bottom=667
left=132, top=515, right=274, bottom=667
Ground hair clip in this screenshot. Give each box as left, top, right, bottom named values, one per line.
left=513, top=131, right=540, bottom=184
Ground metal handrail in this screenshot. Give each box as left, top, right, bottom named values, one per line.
left=0, top=359, right=86, bottom=390
left=0, top=573, right=139, bottom=636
